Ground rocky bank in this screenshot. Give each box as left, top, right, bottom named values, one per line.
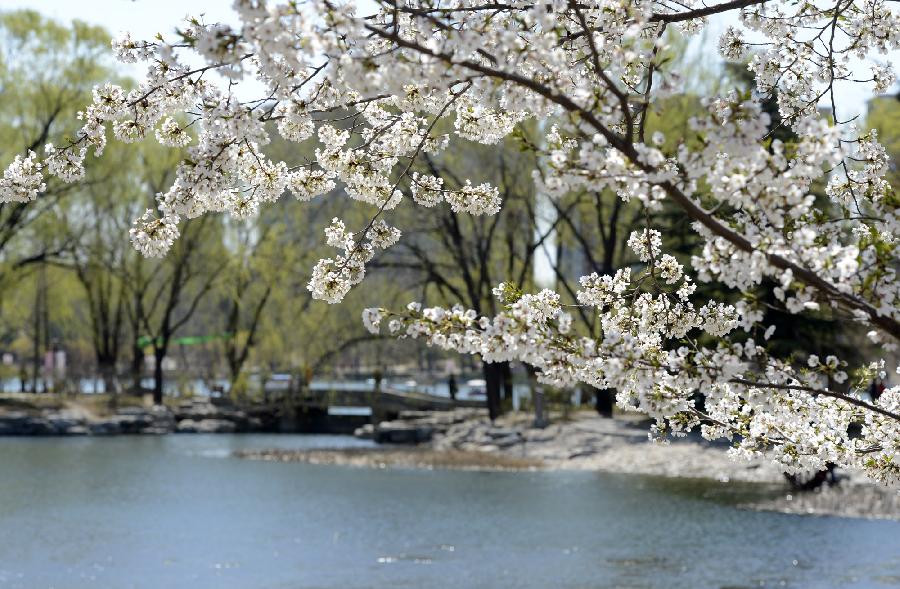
left=0, top=398, right=266, bottom=436
left=355, top=408, right=787, bottom=483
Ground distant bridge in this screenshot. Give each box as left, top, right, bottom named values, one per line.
left=258, top=382, right=484, bottom=432
left=331, top=387, right=481, bottom=412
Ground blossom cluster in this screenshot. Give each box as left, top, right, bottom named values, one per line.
left=0, top=151, right=44, bottom=203
left=364, top=250, right=900, bottom=483
left=308, top=217, right=401, bottom=303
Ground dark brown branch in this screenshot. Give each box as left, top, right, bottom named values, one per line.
left=650, top=0, right=771, bottom=22
left=730, top=377, right=900, bottom=422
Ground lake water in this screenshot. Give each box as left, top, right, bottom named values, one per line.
left=0, top=435, right=898, bottom=589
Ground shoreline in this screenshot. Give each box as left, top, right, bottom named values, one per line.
left=236, top=408, right=900, bottom=521
left=236, top=447, right=545, bottom=471
left=3, top=398, right=897, bottom=521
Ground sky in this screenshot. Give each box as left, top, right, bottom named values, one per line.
left=0, top=0, right=248, bottom=86
left=1, top=0, right=241, bottom=39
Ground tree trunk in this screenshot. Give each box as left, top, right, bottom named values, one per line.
left=152, top=347, right=166, bottom=405
left=592, top=386, right=615, bottom=418
left=525, top=365, right=547, bottom=428
left=98, top=358, right=118, bottom=409
left=483, top=362, right=503, bottom=421
left=32, top=265, right=46, bottom=394
left=131, top=342, right=143, bottom=394
left=31, top=287, right=41, bottom=394
left=500, top=361, right=514, bottom=406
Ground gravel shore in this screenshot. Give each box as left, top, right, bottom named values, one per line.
left=236, top=447, right=543, bottom=470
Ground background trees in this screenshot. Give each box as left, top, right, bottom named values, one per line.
left=379, top=132, right=543, bottom=418
left=0, top=11, right=119, bottom=274
left=0, top=10, right=126, bottom=392
left=0, top=9, right=427, bottom=401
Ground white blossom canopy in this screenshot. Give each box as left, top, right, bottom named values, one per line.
left=2, top=0, right=900, bottom=483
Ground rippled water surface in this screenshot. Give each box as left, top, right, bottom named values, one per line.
left=0, top=434, right=898, bottom=589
